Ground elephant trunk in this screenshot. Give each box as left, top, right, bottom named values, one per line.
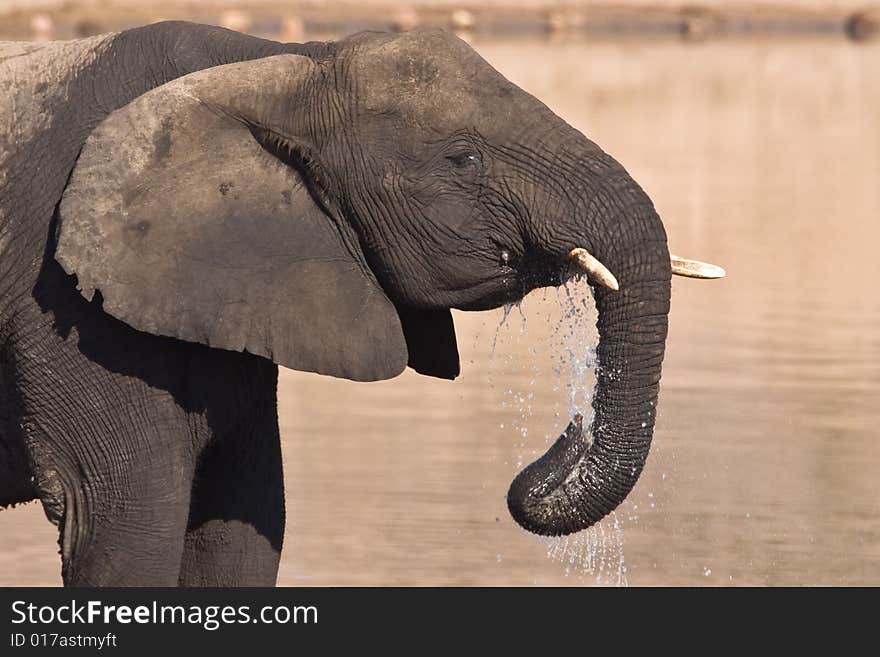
left=507, top=142, right=671, bottom=536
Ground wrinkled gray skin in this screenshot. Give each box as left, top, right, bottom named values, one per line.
left=0, top=22, right=670, bottom=586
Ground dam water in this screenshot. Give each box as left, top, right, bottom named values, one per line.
left=2, top=36, right=878, bottom=585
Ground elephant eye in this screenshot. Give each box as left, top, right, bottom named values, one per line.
left=446, top=149, right=482, bottom=170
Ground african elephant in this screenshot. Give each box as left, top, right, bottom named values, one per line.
left=0, top=22, right=721, bottom=586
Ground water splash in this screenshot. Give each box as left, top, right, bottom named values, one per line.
left=490, top=278, right=628, bottom=586
left=555, top=280, right=598, bottom=418
left=489, top=301, right=517, bottom=360
left=545, top=512, right=628, bottom=586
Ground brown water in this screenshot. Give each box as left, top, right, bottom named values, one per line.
left=2, top=37, right=879, bottom=586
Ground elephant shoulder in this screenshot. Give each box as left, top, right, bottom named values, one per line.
left=0, top=35, right=114, bottom=170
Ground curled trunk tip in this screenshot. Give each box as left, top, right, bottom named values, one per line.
left=507, top=413, right=598, bottom=536
left=507, top=399, right=655, bottom=536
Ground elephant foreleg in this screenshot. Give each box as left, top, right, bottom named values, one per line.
left=10, top=321, right=200, bottom=585
left=56, top=447, right=195, bottom=587
left=178, top=397, right=285, bottom=586
left=25, top=401, right=197, bottom=586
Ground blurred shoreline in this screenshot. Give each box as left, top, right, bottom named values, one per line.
left=1, top=0, right=878, bottom=42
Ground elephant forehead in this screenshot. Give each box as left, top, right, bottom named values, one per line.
left=348, top=30, right=519, bottom=126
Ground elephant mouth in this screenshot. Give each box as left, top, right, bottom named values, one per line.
left=460, top=246, right=624, bottom=311
left=452, top=252, right=570, bottom=312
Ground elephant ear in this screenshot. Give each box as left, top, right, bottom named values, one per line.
left=57, top=55, right=458, bottom=381
left=397, top=305, right=460, bottom=379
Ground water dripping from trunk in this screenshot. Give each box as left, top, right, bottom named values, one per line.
left=489, top=279, right=630, bottom=585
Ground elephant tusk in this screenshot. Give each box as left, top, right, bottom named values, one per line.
left=569, top=248, right=619, bottom=291
left=670, top=254, right=726, bottom=279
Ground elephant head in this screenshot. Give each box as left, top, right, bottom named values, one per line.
left=56, top=29, right=722, bottom=536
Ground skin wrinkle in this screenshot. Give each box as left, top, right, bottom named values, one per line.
left=349, top=122, right=544, bottom=305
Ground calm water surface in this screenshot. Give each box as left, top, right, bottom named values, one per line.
left=1, top=38, right=878, bottom=585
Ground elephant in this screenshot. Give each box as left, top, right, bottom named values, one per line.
left=0, top=22, right=722, bottom=586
